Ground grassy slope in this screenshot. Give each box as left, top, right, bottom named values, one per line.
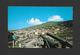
left=9, top=20, right=72, bottom=31
left=24, top=20, right=72, bottom=30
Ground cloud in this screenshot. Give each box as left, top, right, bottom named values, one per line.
left=27, top=18, right=43, bottom=25
left=48, top=15, right=64, bottom=22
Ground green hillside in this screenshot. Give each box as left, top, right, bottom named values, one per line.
left=24, top=20, right=72, bottom=30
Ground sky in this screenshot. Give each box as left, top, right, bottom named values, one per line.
left=8, top=6, right=73, bottom=30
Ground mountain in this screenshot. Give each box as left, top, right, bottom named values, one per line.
left=8, top=20, right=73, bottom=48
left=23, top=20, right=72, bottom=30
